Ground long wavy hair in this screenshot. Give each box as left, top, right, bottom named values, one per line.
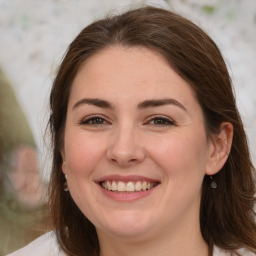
left=48, top=6, right=256, bottom=256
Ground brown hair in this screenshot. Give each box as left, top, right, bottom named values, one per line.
left=48, top=6, right=256, bottom=256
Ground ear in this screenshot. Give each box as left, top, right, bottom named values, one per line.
left=205, top=122, right=233, bottom=175
left=62, top=161, right=67, bottom=175
left=61, top=150, right=67, bottom=174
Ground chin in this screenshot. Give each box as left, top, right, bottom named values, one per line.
left=95, top=210, right=156, bottom=239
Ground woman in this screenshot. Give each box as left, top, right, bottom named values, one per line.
left=8, top=6, right=256, bottom=256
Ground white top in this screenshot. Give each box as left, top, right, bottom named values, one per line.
left=6, top=231, right=255, bottom=256
left=6, top=232, right=65, bottom=256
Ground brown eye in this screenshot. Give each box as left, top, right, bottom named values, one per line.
left=81, top=117, right=107, bottom=125
left=148, top=117, right=175, bottom=126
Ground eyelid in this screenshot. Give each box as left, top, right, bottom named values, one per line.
left=79, top=114, right=111, bottom=125
left=144, top=115, right=176, bottom=126
left=78, top=114, right=176, bottom=126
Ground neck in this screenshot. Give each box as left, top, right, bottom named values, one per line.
left=98, top=213, right=208, bottom=256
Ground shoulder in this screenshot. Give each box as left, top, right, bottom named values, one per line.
left=236, top=248, right=256, bottom=256
left=214, top=246, right=256, bottom=256
left=6, top=231, right=65, bottom=256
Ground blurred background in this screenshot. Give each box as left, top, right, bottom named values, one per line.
left=0, top=0, right=255, bottom=254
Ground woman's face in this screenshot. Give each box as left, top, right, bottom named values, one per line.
left=62, top=46, right=216, bottom=241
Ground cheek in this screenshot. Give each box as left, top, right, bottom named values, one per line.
left=63, top=131, right=106, bottom=176
left=62, top=132, right=107, bottom=216
left=147, top=130, right=208, bottom=182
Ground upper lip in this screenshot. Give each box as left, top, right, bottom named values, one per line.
left=94, top=175, right=160, bottom=183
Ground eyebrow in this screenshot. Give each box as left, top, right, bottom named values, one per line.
left=72, top=98, right=113, bottom=110
left=138, top=99, right=187, bottom=111
left=72, top=98, right=187, bottom=112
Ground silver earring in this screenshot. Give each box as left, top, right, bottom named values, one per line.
left=64, top=174, right=69, bottom=191
left=210, top=176, right=217, bottom=189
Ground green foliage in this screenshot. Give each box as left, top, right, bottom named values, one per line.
left=202, top=5, right=216, bottom=15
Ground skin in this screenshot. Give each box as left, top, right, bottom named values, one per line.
left=62, top=46, right=233, bottom=256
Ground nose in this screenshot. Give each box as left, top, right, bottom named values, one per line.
left=106, top=125, right=146, bottom=167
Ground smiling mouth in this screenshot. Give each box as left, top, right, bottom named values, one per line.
left=100, top=181, right=159, bottom=192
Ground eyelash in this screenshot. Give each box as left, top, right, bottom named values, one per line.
left=80, top=115, right=175, bottom=127
left=146, top=116, right=176, bottom=126
left=80, top=115, right=109, bottom=125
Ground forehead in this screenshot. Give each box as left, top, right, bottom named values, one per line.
left=69, top=46, right=199, bottom=110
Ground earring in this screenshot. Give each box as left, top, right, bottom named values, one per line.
left=210, top=176, right=217, bottom=189
left=64, top=174, right=69, bottom=192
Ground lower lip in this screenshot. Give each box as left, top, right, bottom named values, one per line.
left=97, top=184, right=157, bottom=201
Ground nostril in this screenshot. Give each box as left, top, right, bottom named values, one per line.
left=108, top=157, right=138, bottom=167
left=106, top=144, right=146, bottom=166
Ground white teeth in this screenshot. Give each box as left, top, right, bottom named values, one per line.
left=117, top=181, right=126, bottom=192
left=101, top=180, right=157, bottom=192
left=142, top=181, right=147, bottom=191
left=135, top=181, right=141, bottom=191
left=107, top=181, right=112, bottom=190
left=126, top=182, right=135, bottom=192
left=112, top=181, right=117, bottom=191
